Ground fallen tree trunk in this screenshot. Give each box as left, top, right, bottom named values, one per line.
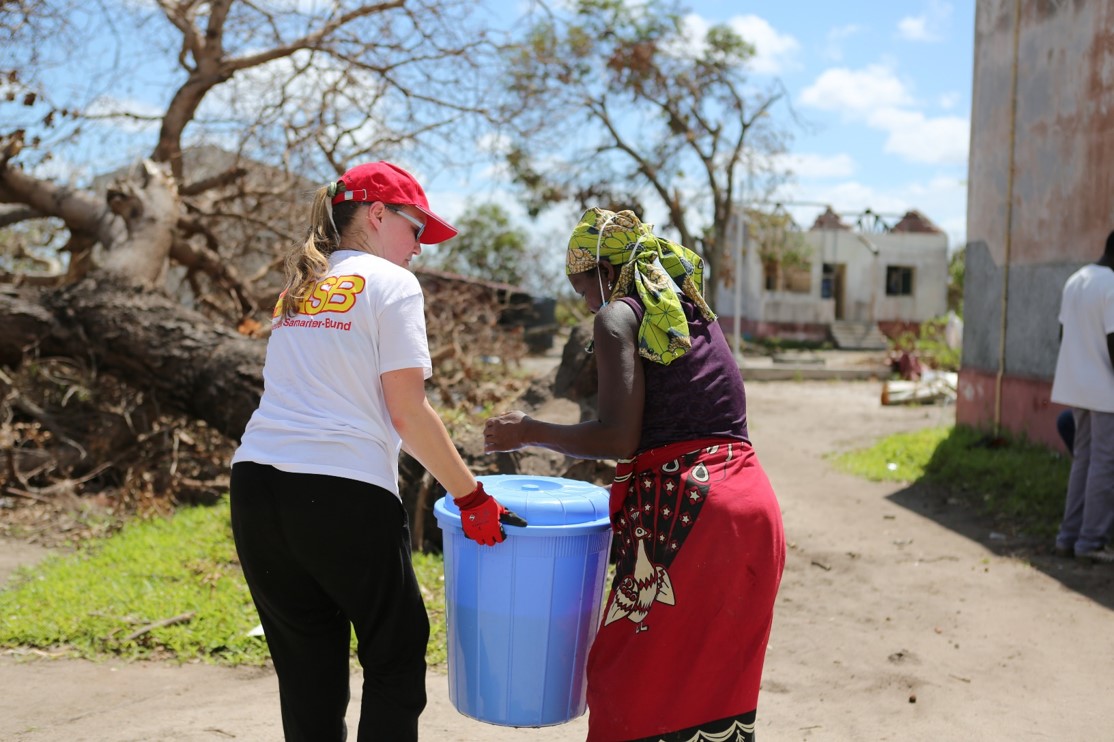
left=1, top=275, right=602, bottom=552
left=0, top=275, right=265, bottom=441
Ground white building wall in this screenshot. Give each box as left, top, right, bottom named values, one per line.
left=871, top=232, right=949, bottom=321
left=761, top=292, right=835, bottom=324
left=814, top=230, right=878, bottom=322
left=716, top=211, right=949, bottom=329
left=717, top=210, right=765, bottom=321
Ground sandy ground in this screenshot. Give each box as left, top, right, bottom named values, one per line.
left=3, top=378, right=1114, bottom=741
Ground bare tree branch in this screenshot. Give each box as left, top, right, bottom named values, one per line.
left=225, top=2, right=405, bottom=73
left=0, top=204, right=43, bottom=228
left=3, top=0, right=500, bottom=313
left=156, top=0, right=203, bottom=70
left=499, top=0, right=793, bottom=278
left=171, top=222, right=256, bottom=316
left=179, top=167, right=248, bottom=197
left=0, top=164, right=119, bottom=246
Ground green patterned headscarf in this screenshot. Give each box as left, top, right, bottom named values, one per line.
left=566, top=207, right=716, bottom=365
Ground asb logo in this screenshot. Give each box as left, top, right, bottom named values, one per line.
left=272, top=274, right=366, bottom=319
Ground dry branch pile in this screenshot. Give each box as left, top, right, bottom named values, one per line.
left=421, top=279, right=530, bottom=415
left=0, top=281, right=538, bottom=548
left=0, top=358, right=233, bottom=545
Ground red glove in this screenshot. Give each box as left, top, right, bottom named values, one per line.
left=453, top=482, right=527, bottom=546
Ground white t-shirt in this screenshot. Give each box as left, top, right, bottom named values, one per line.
left=1051, top=264, right=1114, bottom=412
left=232, top=250, right=431, bottom=496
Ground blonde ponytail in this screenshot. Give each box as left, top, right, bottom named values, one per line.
left=279, top=186, right=344, bottom=319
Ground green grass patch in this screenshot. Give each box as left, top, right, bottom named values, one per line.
left=413, top=550, right=447, bottom=667
left=750, top=337, right=834, bottom=353
left=831, top=426, right=952, bottom=483
left=832, top=425, right=1071, bottom=540
left=0, top=498, right=449, bottom=668
left=0, top=498, right=263, bottom=664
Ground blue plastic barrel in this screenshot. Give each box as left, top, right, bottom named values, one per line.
left=434, top=474, right=613, bottom=727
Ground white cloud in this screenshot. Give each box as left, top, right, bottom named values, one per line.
left=824, top=24, right=861, bottom=61
left=200, top=49, right=319, bottom=114
left=900, top=175, right=968, bottom=246
left=726, top=15, right=801, bottom=75
left=84, top=96, right=164, bottom=134
left=259, top=0, right=327, bottom=11
left=780, top=152, right=857, bottom=179
left=938, top=91, right=961, bottom=109
left=868, top=109, right=969, bottom=164
left=29, top=154, right=93, bottom=185
left=422, top=186, right=471, bottom=227
left=897, top=16, right=933, bottom=42
left=812, top=181, right=909, bottom=216
left=0, top=77, right=25, bottom=99
left=680, top=14, right=800, bottom=75
left=800, top=64, right=969, bottom=166
left=798, top=64, right=914, bottom=114
left=938, top=215, right=967, bottom=250
left=897, top=0, right=953, bottom=43
left=906, top=174, right=968, bottom=197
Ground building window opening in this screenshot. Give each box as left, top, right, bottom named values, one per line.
left=886, top=265, right=914, bottom=296
left=763, top=261, right=811, bottom=293
left=821, top=263, right=836, bottom=299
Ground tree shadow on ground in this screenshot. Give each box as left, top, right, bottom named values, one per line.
left=886, top=480, right=1114, bottom=612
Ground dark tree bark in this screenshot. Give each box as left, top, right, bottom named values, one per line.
left=1, top=276, right=264, bottom=441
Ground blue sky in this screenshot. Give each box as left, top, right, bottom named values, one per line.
left=723, top=0, right=975, bottom=248
left=431, top=0, right=976, bottom=253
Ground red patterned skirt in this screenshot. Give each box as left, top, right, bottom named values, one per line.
left=585, top=438, right=785, bottom=742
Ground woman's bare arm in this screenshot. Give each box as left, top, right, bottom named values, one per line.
left=485, top=301, right=643, bottom=459
left=382, top=367, right=476, bottom=499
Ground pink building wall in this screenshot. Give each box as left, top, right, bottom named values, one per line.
left=960, top=1, right=1114, bottom=446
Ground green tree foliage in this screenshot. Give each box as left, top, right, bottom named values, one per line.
left=499, top=0, right=791, bottom=283
left=892, top=315, right=961, bottom=372
left=424, top=202, right=531, bottom=286
left=948, top=246, right=965, bottom=316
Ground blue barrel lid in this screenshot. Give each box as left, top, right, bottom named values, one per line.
left=434, top=474, right=611, bottom=536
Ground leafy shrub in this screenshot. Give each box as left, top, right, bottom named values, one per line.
left=891, top=314, right=961, bottom=372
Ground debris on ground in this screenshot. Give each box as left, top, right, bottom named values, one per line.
left=881, top=371, right=958, bottom=406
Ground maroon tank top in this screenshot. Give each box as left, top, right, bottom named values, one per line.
left=616, top=296, right=749, bottom=452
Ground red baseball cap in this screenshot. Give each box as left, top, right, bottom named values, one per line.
left=330, top=161, right=457, bottom=244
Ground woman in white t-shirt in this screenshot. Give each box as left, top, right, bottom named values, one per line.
left=230, top=161, right=523, bottom=742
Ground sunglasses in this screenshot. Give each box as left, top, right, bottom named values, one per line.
left=386, top=205, right=426, bottom=242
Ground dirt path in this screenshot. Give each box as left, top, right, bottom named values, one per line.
left=2, top=380, right=1113, bottom=741
left=748, top=381, right=1113, bottom=741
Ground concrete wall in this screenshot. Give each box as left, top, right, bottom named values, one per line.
left=820, top=230, right=949, bottom=323
left=716, top=212, right=948, bottom=332
left=961, top=0, right=1114, bottom=442
left=760, top=292, right=836, bottom=325
left=813, top=229, right=877, bottom=322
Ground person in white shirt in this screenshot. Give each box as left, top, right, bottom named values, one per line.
left=230, top=161, right=524, bottom=741
left=1051, top=229, right=1114, bottom=564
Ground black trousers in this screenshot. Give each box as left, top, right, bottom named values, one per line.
left=230, top=462, right=429, bottom=742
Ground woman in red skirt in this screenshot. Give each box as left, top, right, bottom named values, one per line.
left=485, top=208, right=785, bottom=741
